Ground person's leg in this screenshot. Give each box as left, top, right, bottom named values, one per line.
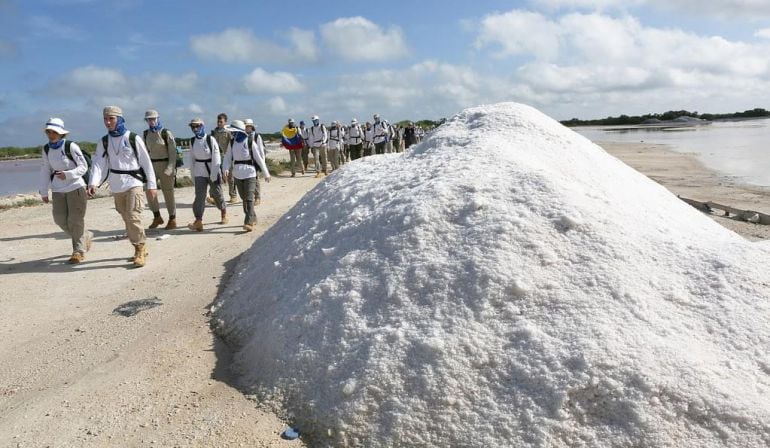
left=157, top=162, right=177, bottom=229
left=319, top=145, right=328, bottom=174
left=228, top=170, right=237, bottom=202
left=66, top=187, right=88, bottom=255
left=147, top=160, right=164, bottom=227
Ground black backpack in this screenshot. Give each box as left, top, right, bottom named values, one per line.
left=101, top=132, right=146, bottom=184
left=44, top=140, right=92, bottom=185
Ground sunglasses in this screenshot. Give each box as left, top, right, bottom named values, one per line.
left=190, top=125, right=201, bottom=129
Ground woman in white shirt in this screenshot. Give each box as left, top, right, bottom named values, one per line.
left=39, top=117, right=93, bottom=264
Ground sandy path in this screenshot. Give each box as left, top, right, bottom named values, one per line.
left=0, top=162, right=317, bottom=447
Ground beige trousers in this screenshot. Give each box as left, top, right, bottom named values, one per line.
left=146, top=160, right=176, bottom=216
left=51, top=187, right=88, bottom=254
left=114, top=186, right=146, bottom=245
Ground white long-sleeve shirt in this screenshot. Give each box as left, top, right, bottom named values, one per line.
left=90, top=131, right=157, bottom=191
left=308, top=124, right=327, bottom=148
left=328, top=127, right=344, bottom=150
left=222, top=135, right=270, bottom=180
left=346, top=124, right=363, bottom=145
left=38, top=140, right=88, bottom=196
left=190, top=135, right=221, bottom=181
left=372, top=121, right=389, bottom=144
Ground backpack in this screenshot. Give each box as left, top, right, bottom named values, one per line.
left=230, top=134, right=262, bottom=172
left=44, top=140, right=92, bottom=185
left=101, top=132, right=146, bottom=184
left=143, top=128, right=179, bottom=167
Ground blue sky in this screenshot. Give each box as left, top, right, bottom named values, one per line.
left=2, top=0, right=770, bottom=146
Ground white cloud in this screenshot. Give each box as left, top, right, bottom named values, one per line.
left=267, top=96, right=288, bottom=114
left=144, top=72, right=199, bottom=92
left=475, top=11, right=561, bottom=61
left=531, top=0, right=770, bottom=17
left=755, top=28, right=770, bottom=39
left=243, top=68, right=304, bottom=94
left=190, top=27, right=317, bottom=64
left=321, top=17, right=408, bottom=61
left=188, top=103, right=203, bottom=114
left=63, top=66, right=130, bottom=96
left=28, top=15, right=86, bottom=40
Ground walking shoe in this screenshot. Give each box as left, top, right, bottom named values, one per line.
left=132, top=244, right=147, bottom=267
left=228, top=198, right=238, bottom=204
left=243, top=224, right=254, bottom=232
left=220, top=212, right=229, bottom=225
left=206, top=196, right=215, bottom=205
left=164, top=218, right=177, bottom=230
left=291, top=173, right=296, bottom=177
left=149, top=216, right=164, bottom=229
left=68, top=252, right=85, bottom=264
left=301, top=169, right=305, bottom=175
left=187, top=220, right=204, bottom=232
left=315, top=172, right=321, bottom=178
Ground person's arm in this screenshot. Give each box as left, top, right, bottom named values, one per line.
left=64, top=142, right=88, bottom=180
left=210, top=139, right=222, bottom=182
left=135, top=135, right=158, bottom=190
left=87, top=138, right=108, bottom=196
left=251, top=139, right=270, bottom=182
left=38, top=147, right=52, bottom=202
left=164, top=129, right=176, bottom=175
left=222, top=140, right=232, bottom=175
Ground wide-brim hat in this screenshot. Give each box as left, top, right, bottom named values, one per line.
left=44, top=117, right=70, bottom=135
left=226, top=119, right=246, bottom=133
left=351, top=118, right=358, bottom=124
left=244, top=118, right=255, bottom=127
left=189, top=118, right=204, bottom=126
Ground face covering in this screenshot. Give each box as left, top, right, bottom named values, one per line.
left=48, top=138, right=64, bottom=149
left=193, top=124, right=206, bottom=139
left=149, top=119, right=163, bottom=133
left=312, top=119, right=319, bottom=126
left=233, top=131, right=247, bottom=143
left=109, top=116, right=126, bottom=137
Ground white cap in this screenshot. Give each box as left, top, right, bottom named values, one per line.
left=44, top=117, right=70, bottom=135
left=227, top=120, right=246, bottom=133
left=311, top=115, right=319, bottom=121
left=351, top=118, right=358, bottom=124
left=244, top=118, right=254, bottom=126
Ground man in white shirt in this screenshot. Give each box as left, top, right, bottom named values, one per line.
left=308, top=115, right=328, bottom=177
left=88, top=106, right=157, bottom=267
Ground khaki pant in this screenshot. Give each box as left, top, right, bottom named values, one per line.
left=52, top=187, right=88, bottom=254
left=328, top=148, right=340, bottom=171
left=114, top=186, right=146, bottom=245
left=234, top=177, right=257, bottom=225
left=146, top=160, right=176, bottom=217
left=312, top=145, right=327, bottom=173
left=289, top=149, right=302, bottom=174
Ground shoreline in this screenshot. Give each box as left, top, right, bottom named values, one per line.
left=597, top=141, right=770, bottom=241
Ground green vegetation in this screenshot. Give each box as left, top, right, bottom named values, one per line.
left=0, top=141, right=97, bottom=160
left=0, top=197, right=43, bottom=211
left=561, top=108, right=770, bottom=127
left=265, top=157, right=286, bottom=174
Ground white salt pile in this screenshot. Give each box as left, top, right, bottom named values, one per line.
left=212, top=103, right=770, bottom=447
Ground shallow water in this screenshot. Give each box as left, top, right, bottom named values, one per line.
left=575, top=118, right=770, bottom=188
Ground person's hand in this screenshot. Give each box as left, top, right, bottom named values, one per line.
left=54, top=171, right=66, bottom=180
left=264, top=176, right=271, bottom=183
left=164, top=166, right=174, bottom=176
left=41, top=195, right=49, bottom=204
left=87, top=186, right=96, bottom=198
left=147, top=189, right=158, bottom=201
left=223, top=170, right=229, bottom=179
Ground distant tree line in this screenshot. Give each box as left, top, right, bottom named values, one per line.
left=561, top=108, right=770, bottom=127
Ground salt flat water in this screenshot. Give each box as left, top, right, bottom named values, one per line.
left=575, top=118, right=770, bottom=188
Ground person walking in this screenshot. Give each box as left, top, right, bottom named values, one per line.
left=327, top=120, right=344, bottom=172
left=187, top=118, right=227, bottom=231
left=244, top=118, right=264, bottom=205
left=222, top=120, right=271, bottom=232
left=38, top=117, right=93, bottom=264
left=299, top=120, right=310, bottom=173
left=211, top=113, right=237, bottom=203
left=87, top=106, right=157, bottom=267
left=372, top=113, right=389, bottom=155
left=142, top=109, right=177, bottom=230
left=346, top=118, right=364, bottom=161
left=308, top=115, right=328, bottom=177
left=404, top=122, right=418, bottom=149
left=363, top=121, right=374, bottom=157
left=281, top=118, right=304, bottom=177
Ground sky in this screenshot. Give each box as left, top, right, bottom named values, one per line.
left=2, top=0, right=770, bottom=146
left=212, top=102, right=770, bottom=445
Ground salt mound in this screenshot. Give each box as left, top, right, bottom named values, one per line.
left=212, top=103, right=770, bottom=447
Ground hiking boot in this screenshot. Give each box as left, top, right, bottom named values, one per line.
left=228, top=197, right=238, bottom=204
left=315, top=172, right=321, bottom=178
left=164, top=218, right=177, bottom=230
left=220, top=212, right=229, bottom=225
left=68, top=252, right=85, bottom=264
left=187, top=220, right=204, bottom=232
left=255, top=198, right=261, bottom=206
left=291, top=173, right=296, bottom=177
left=132, top=244, right=147, bottom=267
left=149, top=216, right=164, bottom=229
left=206, top=196, right=215, bottom=205
left=301, top=169, right=305, bottom=175
left=243, top=224, right=254, bottom=232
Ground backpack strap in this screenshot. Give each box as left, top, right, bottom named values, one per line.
left=101, top=132, right=146, bottom=184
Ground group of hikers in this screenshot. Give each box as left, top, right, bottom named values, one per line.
left=39, top=108, right=425, bottom=269
left=279, top=114, right=423, bottom=177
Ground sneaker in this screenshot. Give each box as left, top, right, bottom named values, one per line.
left=68, top=252, right=85, bottom=264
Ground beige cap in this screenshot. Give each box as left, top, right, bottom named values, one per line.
left=189, top=118, right=204, bottom=126
left=144, top=109, right=159, bottom=119
left=103, top=105, right=123, bottom=117
left=44, top=117, right=70, bottom=135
